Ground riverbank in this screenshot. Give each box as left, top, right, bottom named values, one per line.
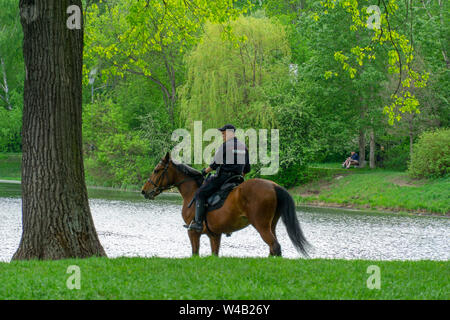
left=290, top=167, right=449, bottom=215
left=0, top=256, right=448, bottom=299
left=0, top=153, right=142, bottom=191
left=2, top=154, right=448, bottom=215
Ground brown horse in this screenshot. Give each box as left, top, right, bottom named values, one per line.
left=141, top=152, right=309, bottom=257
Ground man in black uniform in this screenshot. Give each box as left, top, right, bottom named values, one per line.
left=187, top=124, right=251, bottom=232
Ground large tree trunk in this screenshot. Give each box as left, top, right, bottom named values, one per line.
left=13, top=0, right=106, bottom=260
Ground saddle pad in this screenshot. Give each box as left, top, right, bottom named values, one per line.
left=206, top=183, right=239, bottom=212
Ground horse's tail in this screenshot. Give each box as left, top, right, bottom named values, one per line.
left=274, top=185, right=310, bottom=257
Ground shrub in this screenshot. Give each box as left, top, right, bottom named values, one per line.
left=383, top=142, right=409, bottom=170
left=0, top=106, right=22, bottom=152
left=408, top=128, right=450, bottom=178
left=82, top=97, right=173, bottom=187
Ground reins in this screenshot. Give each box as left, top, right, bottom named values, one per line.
left=148, top=161, right=219, bottom=236
left=147, top=161, right=196, bottom=193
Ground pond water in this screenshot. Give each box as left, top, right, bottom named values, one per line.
left=0, top=182, right=449, bottom=262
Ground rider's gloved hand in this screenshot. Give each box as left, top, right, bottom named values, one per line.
left=201, top=168, right=207, bottom=177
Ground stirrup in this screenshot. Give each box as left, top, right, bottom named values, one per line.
left=184, top=221, right=203, bottom=232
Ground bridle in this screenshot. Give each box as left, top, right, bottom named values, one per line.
left=145, top=161, right=195, bottom=197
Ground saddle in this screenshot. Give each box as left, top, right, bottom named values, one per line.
left=206, top=175, right=244, bottom=212
left=185, top=175, right=244, bottom=237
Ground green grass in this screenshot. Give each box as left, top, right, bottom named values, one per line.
left=310, top=162, right=346, bottom=169
left=0, top=257, right=448, bottom=299
left=0, top=153, right=21, bottom=180
left=292, top=169, right=450, bottom=214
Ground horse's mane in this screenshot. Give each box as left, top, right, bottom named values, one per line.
left=171, top=161, right=204, bottom=186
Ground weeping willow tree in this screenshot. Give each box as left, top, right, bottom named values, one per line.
left=179, top=15, right=291, bottom=130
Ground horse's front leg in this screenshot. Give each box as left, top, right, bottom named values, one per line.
left=188, top=230, right=201, bottom=256
left=209, top=233, right=222, bottom=256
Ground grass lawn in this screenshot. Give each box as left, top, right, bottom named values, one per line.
left=0, top=153, right=21, bottom=180
left=309, top=162, right=347, bottom=169
left=0, top=257, right=448, bottom=300
left=292, top=169, right=449, bottom=215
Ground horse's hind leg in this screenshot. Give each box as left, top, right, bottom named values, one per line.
left=270, top=215, right=282, bottom=257
left=261, top=228, right=281, bottom=257
left=271, top=211, right=281, bottom=241
left=188, top=230, right=201, bottom=256
left=247, top=201, right=281, bottom=257
left=208, top=234, right=222, bottom=256
left=253, top=222, right=281, bottom=257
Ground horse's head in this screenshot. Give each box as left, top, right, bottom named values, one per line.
left=141, top=152, right=177, bottom=200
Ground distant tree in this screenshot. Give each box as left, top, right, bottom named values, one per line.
left=0, top=0, right=23, bottom=111
left=0, top=1, right=24, bottom=152
left=179, top=15, right=291, bottom=129
left=314, top=0, right=430, bottom=125
left=84, top=0, right=247, bottom=123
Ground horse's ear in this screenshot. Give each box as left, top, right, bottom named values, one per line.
left=163, top=152, right=171, bottom=163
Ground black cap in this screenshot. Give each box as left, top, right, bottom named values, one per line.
left=218, top=124, right=236, bottom=132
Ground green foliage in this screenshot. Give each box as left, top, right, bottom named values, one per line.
left=0, top=0, right=24, bottom=152
left=139, top=111, right=176, bottom=163
left=179, top=15, right=291, bottom=129
left=408, top=128, right=450, bottom=179
left=275, top=5, right=385, bottom=165
left=0, top=106, right=21, bottom=152
left=82, top=96, right=173, bottom=187
left=382, top=142, right=409, bottom=170
left=0, top=0, right=446, bottom=188
left=319, top=0, right=430, bottom=124
left=1, top=257, right=448, bottom=299
left=413, top=0, right=449, bottom=129
left=84, top=0, right=247, bottom=82
left=262, top=82, right=321, bottom=187
left=0, top=0, right=24, bottom=99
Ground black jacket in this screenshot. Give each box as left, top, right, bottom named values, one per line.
left=210, top=137, right=251, bottom=175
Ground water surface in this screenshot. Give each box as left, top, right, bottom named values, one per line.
left=1, top=182, right=448, bottom=261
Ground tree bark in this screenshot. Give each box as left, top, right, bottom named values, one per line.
left=409, top=118, right=414, bottom=160
left=358, top=128, right=366, bottom=168
left=13, top=0, right=106, bottom=260
left=358, top=100, right=366, bottom=168
left=369, top=128, right=375, bottom=169
left=0, top=58, right=12, bottom=110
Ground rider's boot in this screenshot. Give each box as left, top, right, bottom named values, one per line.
left=187, top=198, right=206, bottom=232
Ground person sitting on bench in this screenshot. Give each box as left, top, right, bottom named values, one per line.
left=342, top=151, right=359, bottom=169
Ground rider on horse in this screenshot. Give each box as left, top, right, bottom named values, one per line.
left=187, top=124, right=251, bottom=232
